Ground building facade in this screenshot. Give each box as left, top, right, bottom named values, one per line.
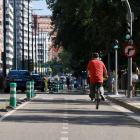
left=6, top=0, right=14, bottom=73
left=33, top=15, right=62, bottom=62
left=9, top=0, right=33, bottom=63
left=0, top=0, right=3, bottom=72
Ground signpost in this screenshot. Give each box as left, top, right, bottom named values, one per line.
left=123, top=44, right=136, bottom=58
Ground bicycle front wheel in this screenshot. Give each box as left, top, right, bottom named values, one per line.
left=96, top=98, right=100, bottom=109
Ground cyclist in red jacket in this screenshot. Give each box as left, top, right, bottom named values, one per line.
left=87, top=53, right=108, bottom=102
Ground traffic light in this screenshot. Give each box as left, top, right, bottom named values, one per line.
left=112, top=39, right=119, bottom=49
left=124, top=22, right=131, bottom=41
left=99, top=51, right=102, bottom=60
left=28, top=60, right=34, bottom=71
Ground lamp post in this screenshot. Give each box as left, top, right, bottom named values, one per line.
left=121, top=0, right=133, bottom=98
left=3, top=0, right=6, bottom=77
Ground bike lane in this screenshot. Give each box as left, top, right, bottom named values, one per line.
left=0, top=91, right=140, bottom=140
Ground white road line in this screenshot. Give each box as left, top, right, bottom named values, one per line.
left=60, top=137, right=68, bottom=140
left=0, top=95, right=39, bottom=121
left=62, top=127, right=68, bottom=129
left=61, top=132, right=68, bottom=134
left=63, top=123, right=68, bottom=125
left=63, top=114, right=68, bottom=116
left=42, top=98, right=54, bottom=100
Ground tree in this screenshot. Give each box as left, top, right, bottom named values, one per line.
left=46, top=0, right=140, bottom=69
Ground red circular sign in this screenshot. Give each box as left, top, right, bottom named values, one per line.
left=123, top=44, right=137, bottom=58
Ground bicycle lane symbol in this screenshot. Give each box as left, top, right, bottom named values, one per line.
left=123, top=44, right=137, bottom=58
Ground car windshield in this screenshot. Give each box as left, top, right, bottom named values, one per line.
left=32, top=75, right=42, bottom=80
left=8, top=71, right=29, bottom=76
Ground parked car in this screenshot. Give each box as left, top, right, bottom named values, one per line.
left=31, top=74, right=45, bottom=92
left=3, top=70, right=33, bottom=93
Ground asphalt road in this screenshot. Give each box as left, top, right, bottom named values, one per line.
left=0, top=90, right=140, bottom=140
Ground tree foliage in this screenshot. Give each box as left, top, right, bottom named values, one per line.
left=46, top=0, right=140, bottom=73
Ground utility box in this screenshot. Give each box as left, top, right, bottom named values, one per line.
left=121, top=73, right=127, bottom=90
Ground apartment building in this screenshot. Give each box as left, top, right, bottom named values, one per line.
left=6, top=0, right=14, bottom=73
left=0, top=0, right=3, bottom=72
left=9, top=0, right=33, bottom=61
left=32, top=32, right=52, bottom=73
left=33, top=15, right=62, bottom=62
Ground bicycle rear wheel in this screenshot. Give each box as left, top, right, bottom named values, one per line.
left=96, top=97, right=99, bottom=109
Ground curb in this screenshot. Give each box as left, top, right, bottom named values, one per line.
left=106, top=95, right=140, bottom=115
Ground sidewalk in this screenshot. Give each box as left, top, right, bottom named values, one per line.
left=83, top=89, right=140, bottom=115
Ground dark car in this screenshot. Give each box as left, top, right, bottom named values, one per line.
left=3, top=70, right=33, bottom=92
left=31, top=74, right=45, bottom=92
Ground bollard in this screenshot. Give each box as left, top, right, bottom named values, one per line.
left=26, top=82, right=31, bottom=100
left=10, top=83, right=17, bottom=107
left=53, top=82, right=56, bottom=92
left=31, top=81, right=34, bottom=98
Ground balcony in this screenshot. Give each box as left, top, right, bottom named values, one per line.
left=6, top=61, right=13, bottom=66
left=6, top=32, right=13, bottom=39
left=6, top=39, right=13, bottom=45
left=6, top=18, right=13, bottom=25
left=6, top=53, right=13, bottom=58
left=6, top=25, right=13, bottom=32
left=6, top=47, right=13, bottom=52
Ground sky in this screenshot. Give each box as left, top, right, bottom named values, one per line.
left=31, top=0, right=52, bottom=15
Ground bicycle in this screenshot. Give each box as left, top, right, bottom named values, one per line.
left=95, top=83, right=101, bottom=109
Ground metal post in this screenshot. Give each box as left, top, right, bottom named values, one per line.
left=14, top=0, right=17, bottom=70
left=38, top=24, right=40, bottom=74
left=35, top=27, right=37, bottom=73
left=3, top=0, right=6, bottom=77
left=114, top=49, right=118, bottom=95
left=28, top=0, right=30, bottom=71
left=41, top=28, right=42, bottom=76
left=43, top=33, right=44, bottom=79
left=108, top=50, right=111, bottom=92
left=45, top=35, right=46, bottom=74
left=124, top=0, right=132, bottom=98
left=22, top=0, right=24, bottom=69
left=32, top=24, right=33, bottom=71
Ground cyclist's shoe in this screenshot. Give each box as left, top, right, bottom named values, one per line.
left=90, top=98, right=95, bottom=102
left=100, top=94, right=106, bottom=101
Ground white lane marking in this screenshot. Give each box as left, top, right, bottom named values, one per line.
left=65, top=98, right=76, bottom=100
left=107, top=100, right=140, bottom=123
left=0, top=95, right=39, bottom=121
left=61, top=132, right=68, bottom=134
left=62, top=127, right=68, bottom=129
left=60, top=137, right=68, bottom=140
left=42, top=98, right=54, bottom=100
left=63, top=116, right=68, bottom=118
left=63, top=123, right=68, bottom=125
left=63, top=114, right=68, bottom=116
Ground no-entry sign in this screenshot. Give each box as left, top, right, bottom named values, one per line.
left=123, top=44, right=136, bottom=58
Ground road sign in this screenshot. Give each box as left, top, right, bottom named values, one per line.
left=123, top=44, right=136, bottom=58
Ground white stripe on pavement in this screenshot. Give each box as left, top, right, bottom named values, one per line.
left=0, top=95, right=39, bottom=121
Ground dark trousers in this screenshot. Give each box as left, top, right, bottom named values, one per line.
left=90, top=82, right=104, bottom=99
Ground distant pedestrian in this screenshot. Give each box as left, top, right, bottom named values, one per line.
left=118, top=67, right=123, bottom=89
left=66, top=77, right=70, bottom=90
left=108, top=69, right=115, bottom=92
left=132, top=62, right=139, bottom=97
